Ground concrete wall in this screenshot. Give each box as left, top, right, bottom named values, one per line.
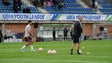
left=1, top=23, right=35, bottom=36
left=0, top=23, right=112, bottom=37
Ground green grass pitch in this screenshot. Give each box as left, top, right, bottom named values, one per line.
left=0, top=40, right=112, bottom=63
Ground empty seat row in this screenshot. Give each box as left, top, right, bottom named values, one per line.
left=49, top=11, right=96, bottom=14
left=63, top=8, right=93, bottom=11
left=99, top=8, right=112, bottom=12
left=101, top=4, right=112, bottom=8
left=64, top=0, right=76, bottom=3
left=0, top=10, right=14, bottom=13
left=0, top=6, right=13, bottom=10
left=103, top=12, right=112, bottom=14
left=97, top=0, right=110, bottom=4
left=65, top=3, right=81, bottom=7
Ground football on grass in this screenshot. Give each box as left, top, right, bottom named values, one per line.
left=38, top=47, right=43, bottom=52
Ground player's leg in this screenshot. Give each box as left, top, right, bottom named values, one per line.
left=21, top=42, right=30, bottom=52
left=64, top=35, right=65, bottom=40
left=76, top=37, right=81, bottom=55
left=30, top=41, right=35, bottom=51
left=66, top=35, right=68, bottom=40
left=64, top=35, right=67, bottom=40
left=70, top=42, right=76, bottom=55
left=21, top=37, right=31, bottom=52
left=76, top=43, right=81, bottom=54
left=70, top=35, right=76, bottom=55
left=77, top=37, right=81, bottom=54
left=28, top=37, right=35, bottom=51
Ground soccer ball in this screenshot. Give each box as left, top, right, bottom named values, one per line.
left=51, top=50, right=57, bottom=54
left=38, top=47, right=43, bottom=52
left=48, top=50, right=52, bottom=54
left=48, top=50, right=57, bottom=55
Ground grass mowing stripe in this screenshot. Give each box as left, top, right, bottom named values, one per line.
left=0, top=54, right=112, bottom=58
left=0, top=59, right=111, bottom=63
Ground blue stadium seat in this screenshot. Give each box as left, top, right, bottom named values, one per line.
left=65, top=3, right=81, bottom=7
left=99, top=8, right=112, bottom=12
left=103, top=12, right=112, bottom=14
left=64, top=0, right=76, bottom=3
left=29, top=6, right=38, bottom=11
left=97, top=0, right=110, bottom=4
left=102, top=4, right=112, bottom=8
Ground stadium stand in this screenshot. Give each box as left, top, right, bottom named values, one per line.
left=98, top=0, right=112, bottom=14
left=0, top=0, right=97, bottom=14
left=44, top=0, right=96, bottom=14
left=0, top=1, right=14, bottom=13
left=0, top=0, right=41, bottom=13
left=0, top=0, right=112, bottom=14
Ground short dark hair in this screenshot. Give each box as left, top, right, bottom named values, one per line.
left=28, top=20, right=32, bottom=24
